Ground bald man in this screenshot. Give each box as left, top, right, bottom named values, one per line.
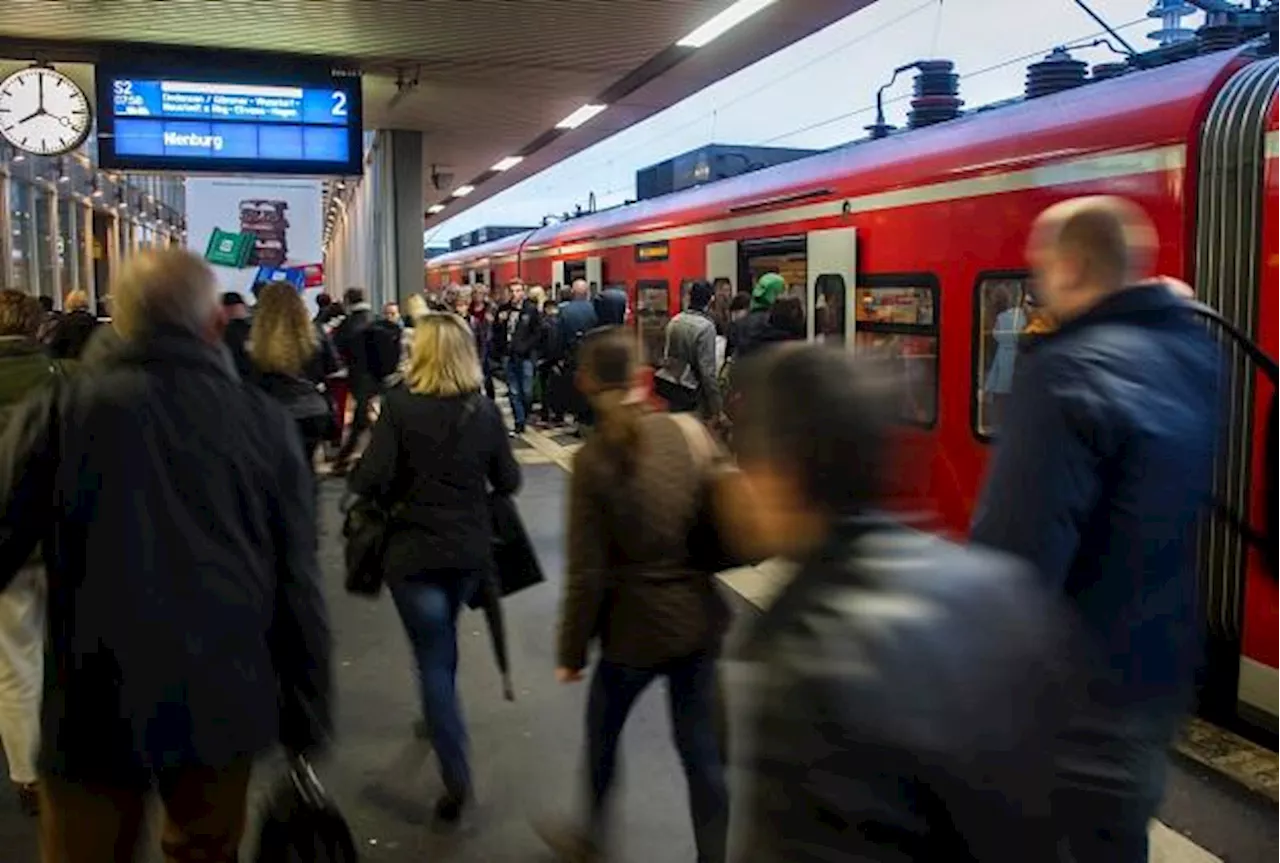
left=972, top=197, right=1220, bottom=863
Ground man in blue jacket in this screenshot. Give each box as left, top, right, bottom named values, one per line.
left=972, top=196, right=1220, bottom=863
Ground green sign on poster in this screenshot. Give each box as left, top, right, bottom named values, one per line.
left=204, top=228, right=254, bottom=268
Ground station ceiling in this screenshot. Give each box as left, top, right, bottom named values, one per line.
left=0, top=0, right=867, bottom=229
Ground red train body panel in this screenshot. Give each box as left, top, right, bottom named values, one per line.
left=428, top=49, right=1278, bottom=729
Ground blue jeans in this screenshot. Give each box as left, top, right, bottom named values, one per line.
left=505, top=356, right=534, bottom=430
left=391, top=577, right=474, bottom=797
left=587, top=652, right=727, bottom=863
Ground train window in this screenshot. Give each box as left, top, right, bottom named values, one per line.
left=635, top=280, right=670, bottom=366
left=853, top=278, right=939, bottom=427
left=814, top=273, right=847, bottom=342
left=973, top=273, right=1051, bottom=438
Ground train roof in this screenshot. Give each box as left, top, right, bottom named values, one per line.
left=427, top=48, right=1253, bottom=270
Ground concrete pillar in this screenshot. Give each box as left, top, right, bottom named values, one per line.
left=388, top=130, right=424, bottom=308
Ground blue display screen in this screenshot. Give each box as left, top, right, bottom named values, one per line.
left=97, top=72, right=361, bottom=174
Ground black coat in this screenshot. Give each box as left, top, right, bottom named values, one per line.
left=348, top=386, right=520, bottom=582
left=0, top=329, right=332, bottom=784
left=46, top=309, right=99, bottom=360
left=223, top=315, right=254, bottom=379
left=593, top=288, right=627, bottom=326
left=332, top=305, right=374, bottom=375
left=738, top=520, right=1074, bottom=862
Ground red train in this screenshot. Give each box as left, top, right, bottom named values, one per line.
left=428, top=46, right=1278, bottom=732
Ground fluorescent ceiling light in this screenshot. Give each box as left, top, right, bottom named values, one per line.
left=451, top=185, right=475, bottom=198
left=555, top=104, right=607, bottom=130
left=427, top=204, right=446, bottom=214
left=677, top=0, right=776, bottom=48
left=492, top=155, right=525, bottom=172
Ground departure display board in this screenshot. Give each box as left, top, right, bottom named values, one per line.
left=96, top=62, right=361, bottom=175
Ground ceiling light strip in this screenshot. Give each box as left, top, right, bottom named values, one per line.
left=677, top=0, right=777, bottom=48
left=555, top=103, right=607, bottom=130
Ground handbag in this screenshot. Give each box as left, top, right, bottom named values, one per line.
left=341, top=493, right=392, bottom=597
left=255, top=756, right=358, bottom=863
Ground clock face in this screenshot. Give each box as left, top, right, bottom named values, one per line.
left=0, top=67, right=92, bottom=157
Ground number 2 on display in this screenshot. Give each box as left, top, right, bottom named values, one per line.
left=330, top=91, right=348, bottom=118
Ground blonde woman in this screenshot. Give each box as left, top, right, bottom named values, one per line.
left=248, top=283, right=337, bottom=467
left=348, top=312, right=520, bottom=824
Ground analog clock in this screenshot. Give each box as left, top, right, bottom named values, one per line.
left=0, top=66, right=93, bottom=157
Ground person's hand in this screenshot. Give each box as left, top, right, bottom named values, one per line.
left=556, top=667, right=584, bottom=684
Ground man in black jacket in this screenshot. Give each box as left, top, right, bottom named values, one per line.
left=332, top=286, right=376, bottom=471
left=972, top=197, right=1220, bottom=863
left=728, top=346, right=1073, bottom=862
left=0, top=249, right=331, bottom=861
left=495, top=281, right=540, bottom=434
left=219, top=291, right=254, bottom=379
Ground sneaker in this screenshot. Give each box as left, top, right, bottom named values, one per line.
left=533, top=819, right=602, bottom=862
left=14, top=783, right=37, bottom=817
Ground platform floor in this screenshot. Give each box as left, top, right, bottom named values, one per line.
left=2, top=445, right=1276, bottom=861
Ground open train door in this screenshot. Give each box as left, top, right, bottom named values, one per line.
left=586, top=256, right=604, bottom=294
left=706, top=241, right=738, bottom=293
left=806, top=227, right=857, bottom=343
left=551, top=260, right=566, bottom=299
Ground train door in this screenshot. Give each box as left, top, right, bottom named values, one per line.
left=806, top=228, right=857, bottom=343
left=562, top=259, right=589, bottom=291
left=551, top=260, right=566, bottom=299
left=706, top=241, right=737, bottom=293
left=739, top=236, right=807, bottom=338
left=586, top=256, right=604, bottom=294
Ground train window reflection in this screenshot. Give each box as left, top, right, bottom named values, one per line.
left=853, top=280, right=939, bottom=427
left=636, top=280, right=670, bottom=367
left=974, top=275, right=1052, bottom=438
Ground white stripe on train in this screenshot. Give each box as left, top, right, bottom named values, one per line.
left=452, top=143, right=1189, bottom=267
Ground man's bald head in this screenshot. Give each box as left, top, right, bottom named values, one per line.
left=570, top=279, right=589, bottom=300
left=1027, top=196, right=1157, bottom=322
left=112, top=249, right=222, bottom=343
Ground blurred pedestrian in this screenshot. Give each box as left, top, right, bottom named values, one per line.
left=972, top=196, right=1220, bottom=863
left=728, top=274, right=785, bottom=360
left=348, top=312, right=520, bottom=824
left=45, top=290, right=98, bottom=361
left=249, top=282, right=336, bottom=470
left=220, top=290, right=253, bottom=378
left=0, top=249, right=330, bottom=862
left=593, top=285, right=627, bottom=326
left=331, top=287, right=377, bottom=473
left=539, top=328, right=730, bottom=863
left=468, top=287, right=497, bottom=400
left=537, top=298, right=566, bottom=426
left=729, top=345, right=1072, bottom=862
left=496, top=281, right=539, bottom=435
left=655, top=279, right=723, bottom=420
left=0, top=290, right=65, bottom=817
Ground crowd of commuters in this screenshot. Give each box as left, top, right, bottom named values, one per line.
left=0, top=193, right=1233, bottom=863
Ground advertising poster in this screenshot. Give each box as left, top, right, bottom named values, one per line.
left=184, top=177, right=324, bottom=311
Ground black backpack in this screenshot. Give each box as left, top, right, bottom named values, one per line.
left=1188, top=301, right=1278, bottom=577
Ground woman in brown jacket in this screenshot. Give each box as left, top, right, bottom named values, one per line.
left=541, top=327, right=729, bottom=863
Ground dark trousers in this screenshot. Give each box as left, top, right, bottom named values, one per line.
left=1052, top=706, right=1174, bottom=863
left=505, top=357, right=534, bottom=431
left=40, top=761, right=252, bottom=863
left=335, top=377, right=377, bottom=463
left=391, top=576, right=475, bottom=797
left=587, top=652, right=727, bottom=863
left=481, top=343, right=497, bottom=400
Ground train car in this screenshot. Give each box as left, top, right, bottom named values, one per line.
left=428, top=43, right=1278, bottom=733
